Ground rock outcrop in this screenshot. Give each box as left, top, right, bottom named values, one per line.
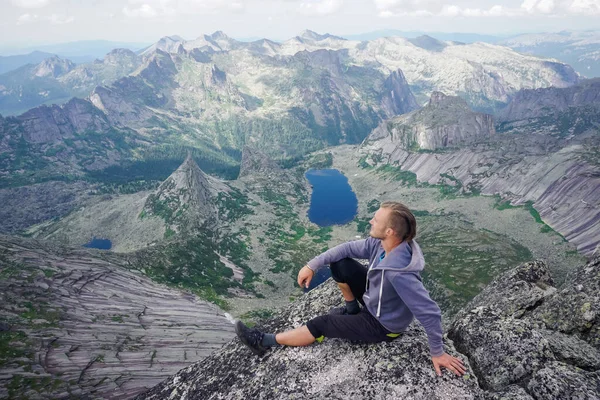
left=0, top=235, right=235, bottom=399
left=498, top=78, right=600, bottom=135
left=380, top=69, right=420, bottom=117
left=137, top=256, right=600, bottom=400
left=238, top=146, right=282, bottom=178
left=449, top=257, right=600, bottom=398
left=366, top=92, right=495, bottom=151
left=16, top=98, right=110, bottom=144
left=137, top=279, right=483, bottom=400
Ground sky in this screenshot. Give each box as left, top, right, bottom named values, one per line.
left=1, top=0, right=599, bottom=49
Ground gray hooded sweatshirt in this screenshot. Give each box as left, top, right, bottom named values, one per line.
left=307, top=237, right=444, bottom=357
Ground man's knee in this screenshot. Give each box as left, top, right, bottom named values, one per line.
left=330, top=258, right=355, bottom=283
left=306, top=315, right=329, bottom=341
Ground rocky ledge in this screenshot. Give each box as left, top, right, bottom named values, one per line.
left=137, top=255, right=600, bottom=400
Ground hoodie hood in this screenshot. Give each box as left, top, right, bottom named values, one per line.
left=373, top=240, right=425, bottom=273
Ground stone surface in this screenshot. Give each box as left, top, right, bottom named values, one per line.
left=450, top=257, right=600, bottom=398
left=365, top=91, right=495, bottom=151
left=532, top=256, right=600, bottom=348
left=136, top=280, right=482, bottom=400
left=527, top=362, right=600, bottom=400
left=0, top=235, right=235, bottom=399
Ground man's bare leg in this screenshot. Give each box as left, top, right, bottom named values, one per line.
left=337, top=282, right=355, bottom=301
left=275, top=326, right=315, bottom=346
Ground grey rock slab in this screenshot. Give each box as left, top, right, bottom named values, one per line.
left=527, top=361, right=600, bottom=400
left=0, top=235, right=234, bottom=399
left=136, top=280, right=483, bottom=400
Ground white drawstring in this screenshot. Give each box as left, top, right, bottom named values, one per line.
left=376, top=270, right=385, bottom=318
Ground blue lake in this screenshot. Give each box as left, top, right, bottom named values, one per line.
left=305, top=169, right=358, bottom=226
left=83, top=238, right=112, bottom=250
left=305, top=169, right=358, bottom=290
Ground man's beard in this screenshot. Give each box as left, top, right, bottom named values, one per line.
left=369, top=227, right=385, bottom=239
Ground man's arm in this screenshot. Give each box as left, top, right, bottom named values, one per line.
left=389, top=272, right=465, bottom=376
left=297, top=238, right=376, bottom=289
left=389, top=272, right=444, bottom=356
left=305, top=238, right=375, bottom=272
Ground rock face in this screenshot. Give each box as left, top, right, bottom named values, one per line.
left=0, top=235, right=235, bottom=399
left=449, top=257, right=600, bottom=398
left=136, top=279, right=483, bottom=400
left=16, top=98, right=110, bottom=144
left=238, top=146, right=282, bottom=178
left=0, top=180, right=91, bottom=234
left=361, top=88, right=600, bottom=257
left=361, top=138, right=600, bottom=256
left=366, top=92, right=495, bottom=151
left=380, top=69, right=420, bottom=117
left=143, top=155, right=217, bottom=231
left=498, top=78, right=600, bottom=135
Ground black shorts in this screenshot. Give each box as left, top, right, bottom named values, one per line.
left=306, top=258, right=400, bottom=343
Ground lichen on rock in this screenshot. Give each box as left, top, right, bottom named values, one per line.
left=136, top=280, right=482, bottom=400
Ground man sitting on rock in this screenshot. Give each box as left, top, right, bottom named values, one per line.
left=236, top=201, right=465, bottom=376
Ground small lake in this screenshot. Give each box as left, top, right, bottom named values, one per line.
left=83, top=238, right=112, bottom=250
left=305, top=169, right=358, bottom=226
left=305, top=169, right=358, bottom=290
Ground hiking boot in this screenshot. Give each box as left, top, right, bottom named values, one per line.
left=235, top=320, right=267, bottom=356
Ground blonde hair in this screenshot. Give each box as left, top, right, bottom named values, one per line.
left=380, top=201, right=417, bottom=241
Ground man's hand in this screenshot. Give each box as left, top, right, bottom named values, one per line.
left=297, top=265, right=314, bottom=288
left=431, top=353, right=466, bottom=377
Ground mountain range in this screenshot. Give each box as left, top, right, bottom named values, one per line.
left=1, top=28, right=599, bottom=399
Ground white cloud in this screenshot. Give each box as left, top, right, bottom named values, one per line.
left=17, top=12, right=74, bottom=25
left=11, top=0, right=49, bottom=8
left=297, top=0, right=344, bottom=16
left=374, top=0, right=600, bottom=17
left=17, top=13, right=39, bottom=24
left=122, top=0, right=245, bottom=19
left=123, top=4, right=161, bottom=18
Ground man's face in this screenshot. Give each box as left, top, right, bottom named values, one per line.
left=369, top=208, right=391, bottom=239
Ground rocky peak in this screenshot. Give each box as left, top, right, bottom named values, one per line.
left=449, top=257, right=600, bottom=397
left=408, top=35, right=448, bottom=52
left=16, top=98, right=109, bottom=144
left=140, top=36, right=185, bottom=56
left=238, top=146, right=282, bottom=178
left=139, top=49, right=177, bottom=83
left=34, top=55, right=75, bottom=78
left=137, top=256, right=600, bottom=400
left=206, top=31, right=239, bottom=51
left=380, top=69, right=420, bottom=117
left=136, top=279, right=483, bottom=399
left=429, top=91, right=449, bottom=105
left=103, top=48, right=139, bottom=66
left=298, top=30, right=345, bottom=42
left=143, top=155, right=216, bottom=230
left=293, top=49, right=345, bottom=76
left=209, top=30, right=230, bottom=41
left=366, top=91, right=494, bottom=151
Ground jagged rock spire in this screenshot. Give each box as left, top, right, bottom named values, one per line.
left=143, top=155, right=215, bottom=229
